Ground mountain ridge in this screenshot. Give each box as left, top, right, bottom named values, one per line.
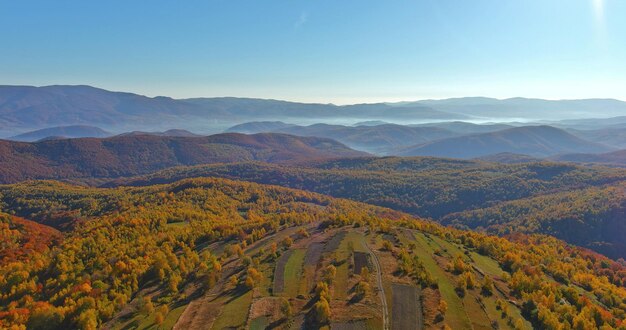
left=0, top=132, right=368, bottom=183
left=397, top=125, right=614, bottom=158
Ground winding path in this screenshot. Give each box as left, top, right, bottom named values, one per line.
left=364, top=239, right=389, bottom=330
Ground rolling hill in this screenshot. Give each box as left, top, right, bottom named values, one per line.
left=410, top=121, right=515, bottom=134
left=226, top=121, right=296, bottom=134
left=442, top=183, right=626, bottom=259
left=9, top=125, right=111, bottom=142
left=552, top=149, right=626, bottom=167
left=0, top=133, right=367, bottom=183
left=115, top=129, right=202, bottom=138
left=567, top=128, right=626, bottom=149
left=106, top=157, right=626, bottom=219
left=227, top=122, right=460, bottom=154
left=475, top=152, right=542, bottom=164
left=0, top=177, right=624, bottom=329
left=103, top=158, right=626, bottom=260
left=398, top=125, right=614, bottom=158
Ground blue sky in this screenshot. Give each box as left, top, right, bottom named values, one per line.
left=1, top=0, right=625, bottom=103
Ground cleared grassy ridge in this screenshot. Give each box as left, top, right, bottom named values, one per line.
left=407, top=231, right=531, bottom=330
left=410, top=232, right=473, bottom=329
left=333, top=232, right=368, bottom=300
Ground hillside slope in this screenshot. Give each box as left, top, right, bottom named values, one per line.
left=0, top=178, right=624, bottom=329
left=107, top=158, right=626, bottom=218
left=0, top=133, right=367, bottom=183
left=105, top=158, right=626, bottom=260
left=442, top=183, right=626, bottom=259
left=552, top=149, right=626, bottom=167
left=228, top=122, right=459, bottom=154
left=9, top=125, right=111, bottom=142
left=398, top=125, right=614, bottom=158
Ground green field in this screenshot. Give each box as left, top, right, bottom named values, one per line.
left=111, top=302, right=187, bottom=330
left=283, top=249, right=306, bottom=297
left=333, top=231, right=367, bottom=300
left=411, top=232, right=473, bottom=330
left=211, top=290, right=253, bottom=329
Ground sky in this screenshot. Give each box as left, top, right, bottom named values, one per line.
left=1, top=0, right=625, bottom=104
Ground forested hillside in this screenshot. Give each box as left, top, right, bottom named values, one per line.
left=0, top=133, right=366, bottom=183
left=104, top=158, right=626, bottom=261
left=0, top=178, right=625, bottom=329
left=108, top=158, right=626, bottom=219
left=442, top=183, right=626, bottom=259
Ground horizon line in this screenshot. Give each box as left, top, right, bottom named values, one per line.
left=2, top=83, right=626, bottom=105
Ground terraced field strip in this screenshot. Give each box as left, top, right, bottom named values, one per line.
left=364, top=237, right=389, bottom=330
left=469, top=251, right=506, bottom=277
left=325, top=231, right=347, bottom=253
left=429, top=234, right=471, bottom=262
left=304, top=242, right=324, bottom=265
left=481, top=296, right=529, bottom=330
left=283, top=249, right=306, bottom=297
left=211, top=290, right=253, bottom=329
left=174, top=256, right=242, bottom=330
left=111, top=302, right=186, bottom=330
left=301, top=242, right=324, bottom=294
left=410, top=231, right=472, bottom=329
left=334, top=232, right=368, bottom=300
left=468, top=251, right=531, bottom=329
left=391, top=283, right=422, bottom=330
left=273, top=249, right=294, bottom=295
left=462, top=294, right=492, bottom=330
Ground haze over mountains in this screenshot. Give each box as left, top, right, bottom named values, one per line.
left=9, top=125, right=111, bottom=142
left=4, top=84, right=626, bottom=166
left=4, top=85, right=626, bottom=137
left=397, top=125, right=614, bottom=158
left=4, top=84, right=626, bottom=330
left=227, top=121, right=620, bottom=159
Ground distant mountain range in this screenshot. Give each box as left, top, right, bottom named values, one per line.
left=0, top=85, right=464, bottom=136
left=0, top=133, right=367, bottom=183
left=4, top=85, right=626, bottom=137
left=409, top=97, right=626, bottom=120
left=397, top=125, right=615, bottom=158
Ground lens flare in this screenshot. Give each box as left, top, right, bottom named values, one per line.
left=592, top=0, right=605, bottom=21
